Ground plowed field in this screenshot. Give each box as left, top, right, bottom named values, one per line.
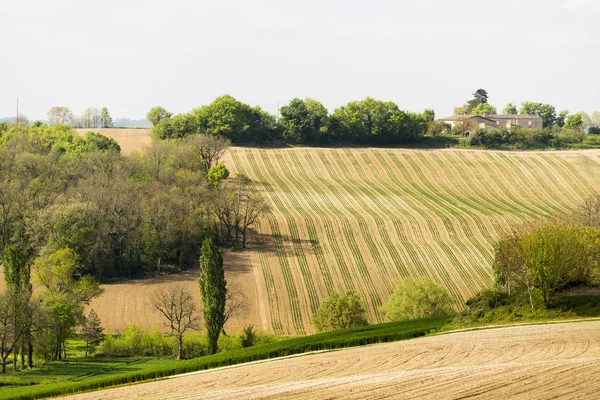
left=61, top=320, right=600, bottom=400
left=222, top=148, right=600, bottom=334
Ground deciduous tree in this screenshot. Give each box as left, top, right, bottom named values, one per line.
left=146, top=106, right=172, bottom=126
left=47, top=107, right=73, bottom=125
left=151, top=287, right=200, bottom=360
left=503, top=103, right=518, bottom=115
left=34, top=248, right=103, bottom=360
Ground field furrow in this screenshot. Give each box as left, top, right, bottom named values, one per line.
left=226, top=148, right=600, bottom=334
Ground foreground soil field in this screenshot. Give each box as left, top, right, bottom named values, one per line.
left=61, top=320, right=600, bottom=399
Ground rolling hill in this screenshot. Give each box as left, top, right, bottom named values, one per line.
left=71, top=130, right=600, bottom=335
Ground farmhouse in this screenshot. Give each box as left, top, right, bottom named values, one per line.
left=440, top=114, right=543, bottom=132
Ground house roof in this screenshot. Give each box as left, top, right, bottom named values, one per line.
left=439, top=115, right=497, bottom=123
left=441, top=114, right=542, bottom=121
left=489, top=114, right=542, bottom=119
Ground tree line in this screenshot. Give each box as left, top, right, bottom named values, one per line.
left=147, top=95, right=433, bottom=146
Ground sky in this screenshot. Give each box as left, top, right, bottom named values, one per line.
left=1, top=0, right=599, bottom=120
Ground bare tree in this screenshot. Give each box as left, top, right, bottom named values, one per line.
left=151, top=286, right=200, bottom=360
left=47, top=106, right=73, bottom=125
left=232, top=175, right=270, bottom=248
left=185, top=134, right=230, bottom=172
left=577, top=195, right=600, bottom=228
left=222, top=283, right=248, bottom=335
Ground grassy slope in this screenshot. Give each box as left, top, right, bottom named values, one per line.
left=0, top=317, right=449, bottom=400
left=226, top=148, right=600, bottom=335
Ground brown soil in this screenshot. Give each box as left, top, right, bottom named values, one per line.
left=74, top=128, right=152, bottom=155
left=88, top=250, right=264, bottom=334
left=59, top=320, right=600, bottom=399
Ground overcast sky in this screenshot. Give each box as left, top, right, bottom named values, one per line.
left=1, top=0, right=598, bottom=120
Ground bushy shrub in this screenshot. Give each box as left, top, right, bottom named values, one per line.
left=99, top=325, right=173, bottom=357
left=380, top=276, right=454, bottom=321
left=179, top=333, right=207, bottom=359
left=312, top=291, right=368, bottom=332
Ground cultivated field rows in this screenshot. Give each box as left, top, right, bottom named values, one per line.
left=63, top=320, right=600, bottom=399
left=225, top=148, right=600, bottom=335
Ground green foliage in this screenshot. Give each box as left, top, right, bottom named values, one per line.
left=280, top=98, right=329, bottom=144
left=2, top=245, right=32, bottom=295
left=503, top=103, right=518, bottom=115
left=0, top=317, right=448, bottom=400
left=100, top=107, right=113, bottom=128
left=151, top=113, right=199, bottom=140
left=100, top=325, right=173, bottom=357
left=564, top=113, right=583, bottom=131
left=520, top=101, right=557, bottom=127
left=380, top=277, right=454, bottom=321
left=427, top=120, right=450, bottom=136
left=193, top=95, right=277, bottom=143
left=198, top=238, right=226, bottom=354
left=470, top=103, right=497, bottom=115
left=493, top=222, right=600, bottom=308
left=81, top=310, right=104, bottom=357
left=34, top=248, right=103, bottom=360
left=207, top=163, right=229, bottom=186
left=146, top=106, right=173, bottom=126
left=330, top=98, right=426, bottom=144
left=454, top=88, right=492, bottom=115
left=312, top=291, right=368, bottom=332
left=77, top=132, right=121, bottom=153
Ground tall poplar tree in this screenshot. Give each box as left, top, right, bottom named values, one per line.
left=198, top=238, right=226, bottom=354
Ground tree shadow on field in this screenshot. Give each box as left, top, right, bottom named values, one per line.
left=249, top=228, right=318, bottom=259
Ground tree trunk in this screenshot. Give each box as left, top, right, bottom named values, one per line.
left=177, top=335, right=182, bottom=360
left=242, top=227, right=247, bottom=249
left=12, top=344, right=17, bottom=372
left=27, top=338, right=33, bottom=368
left=20, top=339, right=25, bottom=369
left=85, top=340, right=89, bottom=358
left=56, top=334, right=62, bottom=361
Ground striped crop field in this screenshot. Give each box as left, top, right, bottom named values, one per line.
left=223, top=148, right=600, bottom=335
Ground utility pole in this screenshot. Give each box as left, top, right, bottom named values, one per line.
left=16, top=98, right=19, bottom=124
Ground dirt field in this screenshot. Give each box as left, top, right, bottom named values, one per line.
left=88, top=250, right=265, bottom=334
left=61, top=320, right=600, bottom=399
left=74, top=128, right=152, bottom=155
left=224, top=147, right=600, bottom=334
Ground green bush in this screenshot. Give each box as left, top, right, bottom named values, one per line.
left=380, top=276, right=454, bottom=321
left=312, top=291, right=368, bottom=332
left=100, top=325, right=173, bottom=357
